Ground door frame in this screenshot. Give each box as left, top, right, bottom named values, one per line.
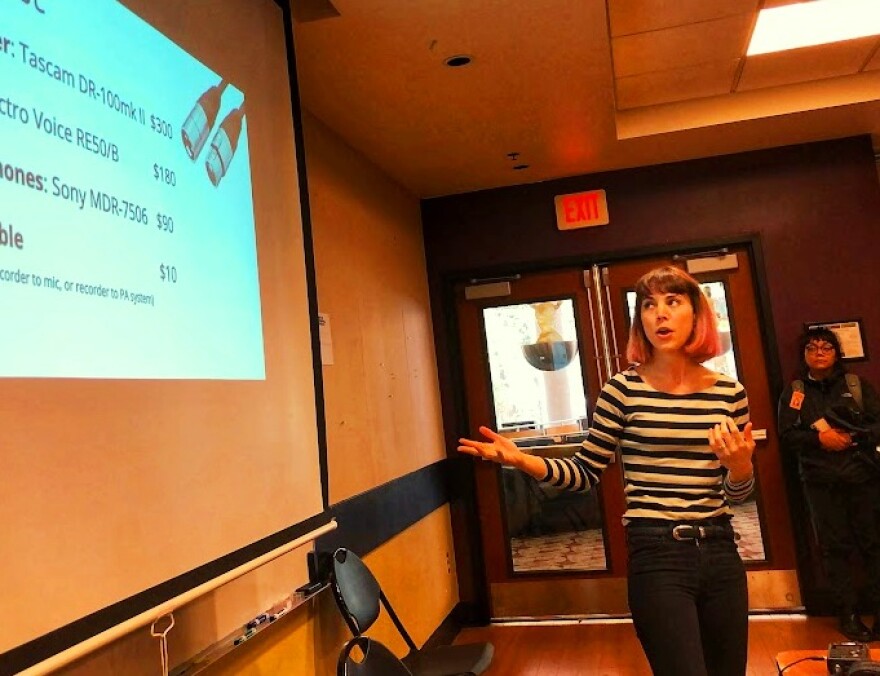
left=441, top=233, right=817, bottom=622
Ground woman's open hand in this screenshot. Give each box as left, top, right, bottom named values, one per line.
left=458, top=426, right=523, bottom=468
left=818, top=428, right=852, bottom=452
left=709, top=417, right=754, bottom=481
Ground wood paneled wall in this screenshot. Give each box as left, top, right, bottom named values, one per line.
left=206, top=506, right=458, bottom=676
left=204, top=111, right=457, bottom=673
left=303, top=112, right=447, bottom=504
left=54, top=506, right=457, bottom=676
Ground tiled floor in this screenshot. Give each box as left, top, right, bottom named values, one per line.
left=511, top=529, right=607, bottom=572
left=510, top=500, right=765, bottom=572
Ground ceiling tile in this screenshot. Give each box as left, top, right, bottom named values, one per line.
left=608, top=0, right=758, bottom=38
left=739, top=38, right=877, bottom=91
left=612, top=13, right=753, bottom=78
left=294, top=0, right=880, bottom=196
left=616, top=59, right=740, bottom=109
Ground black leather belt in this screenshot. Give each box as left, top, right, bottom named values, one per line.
left=626, top=522, right=738, bottom=542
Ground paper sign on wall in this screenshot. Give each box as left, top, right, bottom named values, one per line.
left=318, top=313, right=334, bottom=365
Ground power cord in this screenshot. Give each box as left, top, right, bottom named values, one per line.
left=776, top=654, right=826, bottom=674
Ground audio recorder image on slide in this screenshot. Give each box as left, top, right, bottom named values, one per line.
left=0, top=0, right=265, bottom=379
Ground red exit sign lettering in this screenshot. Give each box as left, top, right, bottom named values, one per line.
left=554, top=190, right=609, bottom=230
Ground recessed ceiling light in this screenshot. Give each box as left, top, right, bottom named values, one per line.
left=444, top=55, right=472, bottom=67
left=747, top=0, right=880, bottom=56
left=513, top=164, right=530, bottom=171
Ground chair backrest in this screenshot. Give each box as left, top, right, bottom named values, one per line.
left=337, top=636, right=413, bottom=676
left=331, top=548, right=382, bottom=635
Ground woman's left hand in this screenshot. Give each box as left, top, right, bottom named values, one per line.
left=709, top=417, right=755, bottom=481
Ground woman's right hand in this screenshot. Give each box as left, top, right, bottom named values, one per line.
left=458, top=426, right=524, bottom=467
left=818, top=428, right=852, bottom=452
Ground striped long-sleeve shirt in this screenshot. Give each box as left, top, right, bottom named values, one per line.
left=540, top=368, right=755, bottom=522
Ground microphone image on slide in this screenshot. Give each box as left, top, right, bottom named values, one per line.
left=205, top=103, right=246, bottom=187
left=181, top=80, right=229, bottom=161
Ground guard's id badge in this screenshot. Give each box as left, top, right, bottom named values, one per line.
left=789, top=391, right=804, bottom=410
left=811, top=417, right=831, bottom=432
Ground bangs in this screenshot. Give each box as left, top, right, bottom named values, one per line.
left=634, top=268, right=692, bottom=302
left=626, top=265, right=721, bottom=364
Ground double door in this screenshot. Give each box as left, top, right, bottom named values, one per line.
left=455, top=246, right=800, bottom=618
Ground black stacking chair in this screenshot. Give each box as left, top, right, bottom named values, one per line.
left=330, top=548, right=494, bottom=676
left=338, top=636, right=413, bottom=676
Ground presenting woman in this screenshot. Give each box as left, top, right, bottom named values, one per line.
left=458, top=266, right=755, bottom=676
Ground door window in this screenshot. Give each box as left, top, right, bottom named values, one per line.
left=483, top=299, right=609, bottom=572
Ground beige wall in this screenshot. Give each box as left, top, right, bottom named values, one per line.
left=207, top=506, right=459, bottom=676
left=303, top=112, right=447, bottom=502
left=56, top=508, right=457, bottom=676
left=55, top=111, right=456, bottom=676
left=209, top=111, right=457, bottom=673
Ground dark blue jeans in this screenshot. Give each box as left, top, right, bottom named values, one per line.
left=626, top=525, right=748, bottom=676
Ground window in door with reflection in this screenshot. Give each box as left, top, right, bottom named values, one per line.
left=483, top=298, right=610, bottom=573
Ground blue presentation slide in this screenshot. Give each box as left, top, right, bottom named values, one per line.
left=0, top=0, right=266, bottom=379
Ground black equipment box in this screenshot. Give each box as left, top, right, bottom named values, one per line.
left=828, top=642, right=869, bottom=674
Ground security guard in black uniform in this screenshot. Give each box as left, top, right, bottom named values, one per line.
left=779, top=327, right=880, bottom=641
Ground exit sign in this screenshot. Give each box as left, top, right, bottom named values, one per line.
left=554, top=189, right=609, bottom=230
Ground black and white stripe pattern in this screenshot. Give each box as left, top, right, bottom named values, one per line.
left=541, top=368, right=754, bottom=522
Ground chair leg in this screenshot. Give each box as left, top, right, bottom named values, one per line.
left=379, top=590, right=419, bottom=652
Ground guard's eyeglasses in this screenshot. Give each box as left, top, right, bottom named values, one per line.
left=805, top=344, right=834, bottom=355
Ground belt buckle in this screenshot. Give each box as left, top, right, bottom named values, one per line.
left=672, top=525, right=695, bottom=541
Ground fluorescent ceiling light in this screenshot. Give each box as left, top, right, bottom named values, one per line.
left=747, top=0, right=880, bottom=56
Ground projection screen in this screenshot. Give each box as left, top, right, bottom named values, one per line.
left=0, top=0, right=328, bottom=670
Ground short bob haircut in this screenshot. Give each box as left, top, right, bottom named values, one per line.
left=626, top=266, right=721, bottom=364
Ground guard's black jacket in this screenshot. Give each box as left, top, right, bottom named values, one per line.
left=778, top=367, right=880, bottom=484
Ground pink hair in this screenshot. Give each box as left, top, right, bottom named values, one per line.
left=625, top=266, right=721, bottom=364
